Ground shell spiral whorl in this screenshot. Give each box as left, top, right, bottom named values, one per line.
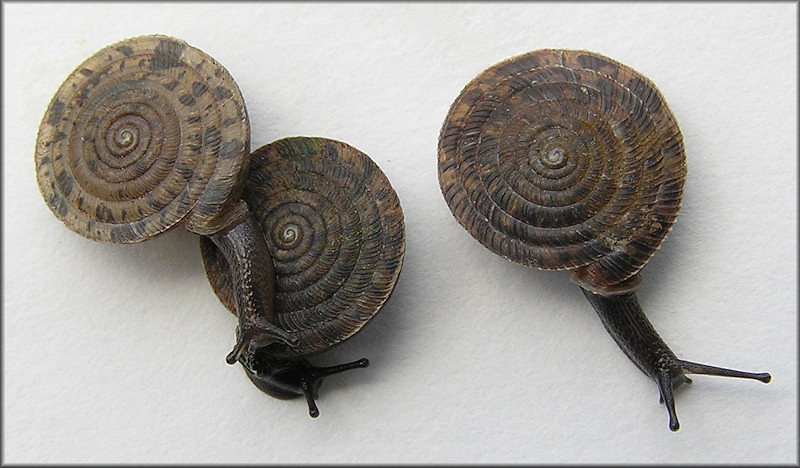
left=35, top=34, right=250, bottom=243
left=438, top=49, right=687, bottom=294
left=201, top=137, right=405, bottom=358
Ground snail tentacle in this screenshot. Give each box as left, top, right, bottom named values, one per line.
left=582, top=288, right=771, bottom=431
left=676, top=359, right=771, bottom=383
left=297, top=358, right=371, bottom=417
left=656, top=368, right=681, bottom=432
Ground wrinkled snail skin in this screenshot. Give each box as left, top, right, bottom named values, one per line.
left=438, top=49, right=771, bottom=431
left=201, top=137, right=405, bottom=417
left=207, top=201, right=300, bottom=364
left=33, top=35, right=298, bottom=372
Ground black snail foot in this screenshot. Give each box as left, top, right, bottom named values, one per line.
left=240, top=352, right=370, bottom=418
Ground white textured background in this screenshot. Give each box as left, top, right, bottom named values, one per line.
left=3, top=2, right=797, bottom=464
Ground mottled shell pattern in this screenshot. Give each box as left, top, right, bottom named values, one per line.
left=438, top=49, right=687, bottom=295
left=35, top=35, right=250, bottom=243
left=201, top=137, right=405, bottom=358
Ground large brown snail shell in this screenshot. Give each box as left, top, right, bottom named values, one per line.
left=438, top=49, right=686, bottom=295
left=34, top=34, right=250, bottom=243
left=201, top=137, right=405, bottom=359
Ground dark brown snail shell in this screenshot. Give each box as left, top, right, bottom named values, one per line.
left=200, top=136, right=405, bottom=416
left=34, top=34, right=250, bottom=242
left=439, top=48, right=685, bottom=295
left=438, top=49, right=770, bottom=431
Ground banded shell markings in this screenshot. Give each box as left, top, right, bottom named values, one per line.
left=34, top=34, right=250, bottom=243
left=438, top=49, right=686, bottom=294
left=202, top=137, right=405, bottom=358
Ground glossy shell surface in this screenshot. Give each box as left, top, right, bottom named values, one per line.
left=201, top=137, right=405, bottom=358
left=35, top=34, right=250, bottom=243
left=438, top=49, right=687, bottom=294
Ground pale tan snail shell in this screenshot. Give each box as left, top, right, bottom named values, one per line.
left=35, top=34, right=250, bottom=242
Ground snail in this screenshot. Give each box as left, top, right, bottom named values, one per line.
left=34, top=35, right=303, bottom=386
left=200, top=137, right=405, bottom=417
left=437, top=49, right=771, bottom=431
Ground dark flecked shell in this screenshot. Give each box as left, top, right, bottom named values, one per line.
left=34, top=34, right=250, bottom=243
left=201, top=137, right=405, bottom=358
left=438, top=49, right=687, bottom=294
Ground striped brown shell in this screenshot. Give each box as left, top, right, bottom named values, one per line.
left=34, top=34, right=250, bottom=243
left=438, top=49, right=687, bottom=295
left=201, top=137, right=405, bottom=358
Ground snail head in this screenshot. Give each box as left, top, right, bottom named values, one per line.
left=225, top=317, right=301, bottom=365
left=239, top=348, right=369, bottom=418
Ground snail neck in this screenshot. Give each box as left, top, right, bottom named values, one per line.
left=581, top=288, right=679, bottom=379
left=580, top=287, right=771, bottom=431
left=240, top=351, right=369, bottom=418
left=207, top=201, right=299, bottom=363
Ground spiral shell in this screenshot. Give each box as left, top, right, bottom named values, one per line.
left=201, top=137, right=405, bottom=358
left=35, top=34, right=250, bottom=243
left=438, top=49, right=687, bottom=294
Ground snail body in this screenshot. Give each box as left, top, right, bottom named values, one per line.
left=200, top=137, right=405, bottom=417
left=438, top=49, right=770, bottom=431
left=34, top=35, right=301, bottom=384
